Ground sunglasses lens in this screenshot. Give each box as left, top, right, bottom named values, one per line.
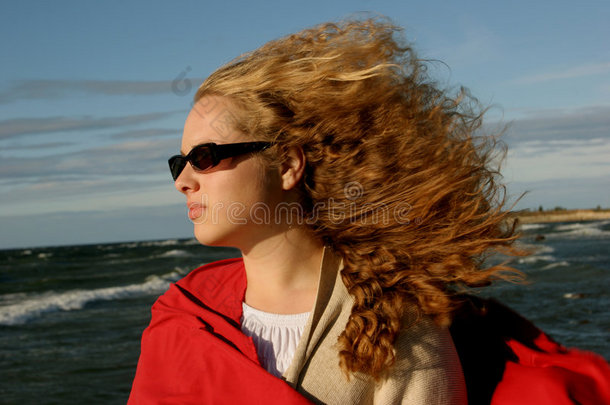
left=190, top=146, right=214, bottom=171
left=169, top=156, right=187, bottom=181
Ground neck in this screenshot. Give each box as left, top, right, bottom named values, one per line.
left=241, top=226, right=324, bottom=314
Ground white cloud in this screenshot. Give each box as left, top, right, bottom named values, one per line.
left=505, top=138, right=610, bottom=183
left=491, top=105, right=610, bottom=146
left=512, top=61, right=610, bottom=85
left=0, top=78, right=204, bottom=104
left=0, top=112, right=178, bottom=139
left=0, top=175, right=181, bottom=217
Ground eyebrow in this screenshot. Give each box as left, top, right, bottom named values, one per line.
left=180, top=144, right=200, bottom=156
left=180, top=142, right=209, bottom=156
left=180, top=140, right=224, bottom=156
left=180, top=144, right=199, bottom=156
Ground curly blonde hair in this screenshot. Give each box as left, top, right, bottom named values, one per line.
left=195, top=18, right=523, bottom=379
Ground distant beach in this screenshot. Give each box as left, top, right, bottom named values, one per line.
left=512, top=208, right=610, bottom=224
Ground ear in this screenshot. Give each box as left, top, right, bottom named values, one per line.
left=280, top=146, right=306, bottom=191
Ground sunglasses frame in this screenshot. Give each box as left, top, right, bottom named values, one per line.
left=168, top=141, right=273, bottom=180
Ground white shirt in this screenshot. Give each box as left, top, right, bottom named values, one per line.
left=240, top=302, right=310, bottom=377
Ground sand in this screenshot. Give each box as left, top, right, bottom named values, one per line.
left=512, top=209, right=610, bottom=224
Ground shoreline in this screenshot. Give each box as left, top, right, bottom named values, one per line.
left=511, top=209, right=610, bottom=224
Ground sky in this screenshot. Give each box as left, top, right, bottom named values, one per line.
left=1, top=0, right=609, bottom=249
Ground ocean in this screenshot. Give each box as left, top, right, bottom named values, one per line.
left=1, top=220, right=609, bottom=404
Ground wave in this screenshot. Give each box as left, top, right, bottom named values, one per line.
left=114, top=239, right=182, bottom=250
left=542, top=261, right=570, bottom=270
left=141, top=239, right=180, bottom=247
left=545, top=220, right=610, bottom=239
left=555, top=222, right=598, bottom=232
left=115, top=242, right=139, bottom=249
left=549, top=227, right=610, bottom=239
left=521, top=223, right=547, bottom=231
left=0, top=269, right=185, bottom=326
left=563, top=292, right=587, bottom=299
left=535, top=245, right=555, bottom=254
left=103, top=253, right=121, bottom=259
left=0, top=292, right=29, bottom=306
left=156, top=249, right=192, bottom=258
left=518, top=255, right=557, bottom=264
left=182, top=239, right=201, bottom=246
left=519, top=243, right=555, bottom=254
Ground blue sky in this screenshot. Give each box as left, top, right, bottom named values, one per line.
left=1, top=0, right=609, bottom=249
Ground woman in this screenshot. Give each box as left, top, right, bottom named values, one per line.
left=129, top=18, right=520, bottom=404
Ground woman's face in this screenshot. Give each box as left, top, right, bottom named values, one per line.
left=174, top=95, right=284, bottom=249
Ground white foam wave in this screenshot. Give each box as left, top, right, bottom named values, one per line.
left=117, top=242, right=139, bottom=249
left=183, top=239, right=201, bottom=246
left=37, top=252, right=53, bottom=259
left=0, top=292, right=29, bottom=306
left=555, top=222, right=595, bottom=232
left=521, top=223, right=547, bottom=231
left=542, top=261, right=570, bottom=270
left=548, top=220, right=610, bottom=239
left=116, top=239, right=181, bottom=249
left=516, top=242, right=555, bottom=253
left=563, top=292, right=586, bottom=299
left=142, top=239, right=179, bottom=247
left=518, top=255, right=556, bottom=264
left=534, top=245, right=555, bottom=254
left=515, top=241, right=536, bottom=251
left=550, top=227, right=610, bottom=239
left=0, top=270, right=184, bottom=326
left=157, top=249, right=191, bottom=258
left=519, top=243, right=555, bottom=253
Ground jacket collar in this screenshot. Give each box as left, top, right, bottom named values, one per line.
left=283, top=246, right=346, bottom=383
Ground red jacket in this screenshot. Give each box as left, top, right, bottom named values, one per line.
left=130, top=258, right=610, bottom=404
left=450, top=295, right=610, bottom=405
left=128, top=258, right=311, bottom=404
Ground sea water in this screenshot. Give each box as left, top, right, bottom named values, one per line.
left=1, top=220, right=609, bottom=404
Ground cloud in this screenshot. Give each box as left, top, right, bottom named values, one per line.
left=0, top=138, right=178, bottom=180
left=0, top=172, right=182, bottom=218
left=512, top=61, right=610, bottom=85
left=0, top=77, right=204, bottom=104
left=505, top=138, right=608, bottom=158
left=504, top=137, right=610, bottom=184
left=0, top=111, right=178, bottom=139
left=494, top=106, right=610, bottom=146
left=2, top=141, right=75, bottom=150
left=108, top=128, right=181, bottom=139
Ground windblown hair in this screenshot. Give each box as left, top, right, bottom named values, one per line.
left=195, top=18, right=523, bottom=379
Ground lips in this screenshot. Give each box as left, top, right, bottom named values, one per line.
left=188, top=202, right=205, bottom=220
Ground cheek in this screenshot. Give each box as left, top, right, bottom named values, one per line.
left=205, top=168, right=268, bottom=216
left=196, top=158, right=281, bottom=226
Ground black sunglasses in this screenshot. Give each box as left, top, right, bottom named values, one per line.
left=168, top=141, right=273, bottom=180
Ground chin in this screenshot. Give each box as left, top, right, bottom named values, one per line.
left=193, top=224, right=238, bottom=248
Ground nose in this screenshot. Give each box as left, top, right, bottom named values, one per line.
left=174, top=163, right=200, bottom=194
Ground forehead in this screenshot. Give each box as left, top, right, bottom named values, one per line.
left=182, top=95, right=248, bottom=152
